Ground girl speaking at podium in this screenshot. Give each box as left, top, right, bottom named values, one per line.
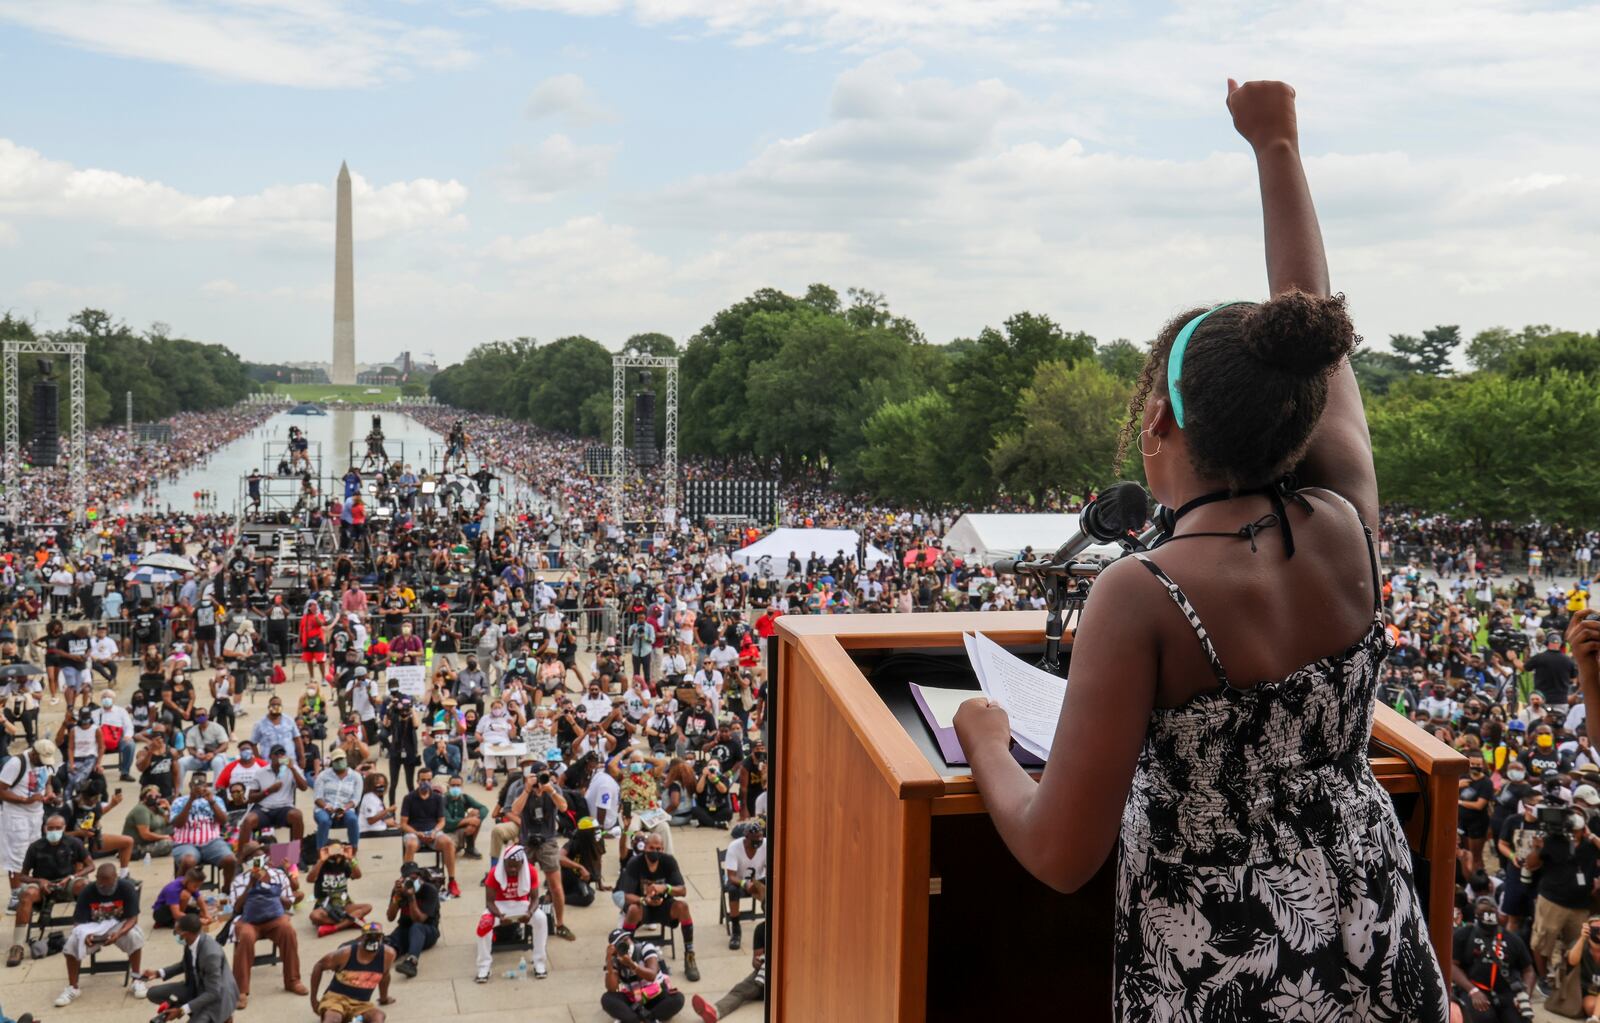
left=955, top=80, right=1449, bottom=1022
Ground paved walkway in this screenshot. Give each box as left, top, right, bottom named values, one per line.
left=4, top=681, right=762, bottom=1022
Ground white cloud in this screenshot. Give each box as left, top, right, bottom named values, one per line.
left=494, top=134, right=618, bottom=202
left=0, top=0, right=475, bottom=88
left=525, top=73, right=617, bottom=125
left=0, top=220, right=17, bottom=248
left=0, top=139, right=469, bottom=243
left=201, top=279, right=239, bottom=294
left=494, top=0, right=1085, bottom=48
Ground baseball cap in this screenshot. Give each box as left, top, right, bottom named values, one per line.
left=32, top=739, right=62, bottom=767
left=1576, top=785, right=1600, bottom=806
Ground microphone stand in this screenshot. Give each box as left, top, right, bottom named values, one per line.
left=1032, top=562, right=1099, bottom=677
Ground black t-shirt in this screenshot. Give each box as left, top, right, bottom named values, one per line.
left=1457, top=778, right=1494, bottom=830
left=22, top=836, right=88, bottom=881
left=141, top=748, right=175, bottom=798
left=1527, top=745, right=1562, bottom=778
left=1452, top=924, right=1531, bottom=991
left=314, top=859, right=354, bottom=904
left=400, top=789, right=444, bottom=833
left=519, top=787, right=561, bottom=845
left=679, top=708, right=714, bottom=744
left=404, top=880, right=441, bottom=927
left=74, top=877, right=140, bottom=923
left=133, top=610, right=160, bottom=639
left=619, top=852, right=685, bottom=898
left=706, top=738, right=745, bottom=773
left=1527, top=650, right=1578, bottom=704
left=1537, top=833, right=1600, bottom=908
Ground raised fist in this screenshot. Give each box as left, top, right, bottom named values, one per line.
left=1226, top=79, right=1299, bottom=150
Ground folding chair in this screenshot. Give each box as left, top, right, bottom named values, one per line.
left=715, top=847, right=767, bottom=934
left=631, top=920, right=677, bottom=961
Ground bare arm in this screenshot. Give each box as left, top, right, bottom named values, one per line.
left=955, top=558, right=1157, bottom=892
left=1229, top=78, right=1375, bottom=521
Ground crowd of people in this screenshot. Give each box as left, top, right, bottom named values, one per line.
left=4, top=395, right=1600, bottom=1021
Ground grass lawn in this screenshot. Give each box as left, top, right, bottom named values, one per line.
left=267, top=383, right=406, bottom=403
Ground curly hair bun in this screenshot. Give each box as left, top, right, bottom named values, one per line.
left=1242, top=291, right=1355, bottom=377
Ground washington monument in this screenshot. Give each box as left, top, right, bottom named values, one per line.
left=330, top=160, right=355, bottom=385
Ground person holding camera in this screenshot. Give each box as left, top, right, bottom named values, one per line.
left=225, top=842, right=306, bottom=1008
left=1451, top=897, right=1535, bottom=1023
left=240, top=744, right=307, bottom=845
left=308, top=842, right=371, bottom=937
left=309, top=921, right=394, bottom=1023
left=692, top=760, right=732, bottom=830
left=168, top=773, right=238, bottom=885
left=474, top=843, right=549, bottom=983
left=385, top=861, right=440, bottom=978
left=505, top=760, right=576, bottom=941
left=620, top=831, right=699, bottom=982
left=602, top=926, right=683, bottom=1022
left=1526, top=802, right=1600, bottom=987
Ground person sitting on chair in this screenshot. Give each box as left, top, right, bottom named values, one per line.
left=309, top=921, right=395, bottom=1023
left=721, top=818, right=766, bottom=951
left=65, top=785, right=134, bottom=878
left=225, top=842, right=308, bottom=1008
left=7, top=814, right=91, bottom=968
left=139, top=912, right=239, bottom=1023
left=474, top=843, right=549, bottom=983
left=239, top=745, right=307, bottom=845
left=399, top=770, right=460, bottom=899
left=619, top=832, right=700, bottom=982
left=54, top=862, right=148, bottom=1007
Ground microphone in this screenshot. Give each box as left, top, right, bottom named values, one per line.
left=992, top=482, right=1152, bottom=574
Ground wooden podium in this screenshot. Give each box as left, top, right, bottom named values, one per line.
left=768, top=611, right=1466, bottom=1022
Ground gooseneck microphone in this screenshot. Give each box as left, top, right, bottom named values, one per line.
left=992, top=482, right=1153, bottom=576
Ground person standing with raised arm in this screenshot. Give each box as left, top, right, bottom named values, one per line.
left=955, top=80, right=1449, bottom=1021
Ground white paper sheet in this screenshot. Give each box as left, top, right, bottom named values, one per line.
left=966, top=631, right=1067, bottom=758
left=909, top=683, right=980, bottom=728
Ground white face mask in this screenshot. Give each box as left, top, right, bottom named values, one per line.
left=101, top=697, right=113, bottom=708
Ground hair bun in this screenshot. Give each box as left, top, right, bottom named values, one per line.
left=1242, top=291, right=1355, bottom=377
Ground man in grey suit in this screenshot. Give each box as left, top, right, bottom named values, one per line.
left=140, top=913, right=239, bottom=1022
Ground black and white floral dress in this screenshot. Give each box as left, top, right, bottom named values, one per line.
left=1116, top=551, right=1449, bottom=1023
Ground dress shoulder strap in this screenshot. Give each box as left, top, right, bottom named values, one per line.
left=1130, top=553, right=1230, bottom=688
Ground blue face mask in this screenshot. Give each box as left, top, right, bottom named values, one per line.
left=447, top=786, right=462, bottom=798
left=45, top=829, right=64, bottom=844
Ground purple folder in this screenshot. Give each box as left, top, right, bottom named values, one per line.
left=909, top=683, right=1045, bottom=769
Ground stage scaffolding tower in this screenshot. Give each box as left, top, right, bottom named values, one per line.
left=610, top=354, right=678, bottom=526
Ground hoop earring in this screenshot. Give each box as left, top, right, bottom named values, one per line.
left=1138, top=430, right=1162, bottom=458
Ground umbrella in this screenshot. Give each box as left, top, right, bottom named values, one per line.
left=126, top=565, right=183, bottom=586
left=138, top=552, right=198, bottom=573
left=0, top=662, right=44, bottom=679
left=903, top=546, right=942, bottom=569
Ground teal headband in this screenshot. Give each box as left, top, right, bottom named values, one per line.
left=1166, top=301, right=1248, bottom=429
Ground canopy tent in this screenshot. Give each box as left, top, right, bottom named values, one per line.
left=733, top=528, right=890, bottom=576
left=941, top=513, right=1121, bottom=568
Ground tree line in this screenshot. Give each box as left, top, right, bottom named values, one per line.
left=430, top=285, right=1599, bottom=522
left=0, top=308, right=258, bottom=437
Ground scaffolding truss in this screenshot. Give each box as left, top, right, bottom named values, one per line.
left=4, top=340, right=87, bottom=525
left=610, top=354, right=678, bottom=525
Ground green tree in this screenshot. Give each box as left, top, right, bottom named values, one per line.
left=1389, top=325, right=1461, bottom=376
left=853, top=392, right=960, bottom=504
left=989, top=359, right=1127, bottom=503
left=944, top=312, right=1096, bottom=499
left=1096, top=339, right=1146, bottom=382
left=526, top=335, right=610, bottom=436
left=1503, top=328, right=1600, bottom=379
left=1464, top=326, right=1525, bottom=373
left=1369, top=370, right=1600, bottom=522
left=622, top=333, right=678, bottom=358
left=680, top=288, right=799, bottom=457
left=1351, top=348, right=1418, bottom=396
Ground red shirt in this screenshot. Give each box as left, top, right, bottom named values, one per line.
left=754, top=612, right=781, bottom=639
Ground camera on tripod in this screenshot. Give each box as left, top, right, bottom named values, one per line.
left=1535, top=803, right=1573, bottom=838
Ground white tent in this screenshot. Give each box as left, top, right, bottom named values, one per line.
left=733, top=528, right=890, bottom=576
left=941, top=513, right=1120, bottom=567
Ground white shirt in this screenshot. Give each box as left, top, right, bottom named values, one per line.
left=585, top=770, right=621, bottom=829
left=90, top=636, right=118, bottom=663
left=92, top=705, right=135, bottom=737
left=580, top=695, right=612, bottom=721
left=724, top=837, right=767, bottom=882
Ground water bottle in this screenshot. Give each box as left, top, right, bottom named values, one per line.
left=503, top=969, right=517, bottom=980
left=516, top=956, right=527, bottom=978
left=143, top=852, right=152, bottom=869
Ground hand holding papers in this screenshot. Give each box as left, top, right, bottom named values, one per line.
left=963, top=632, right=1067, bottom=761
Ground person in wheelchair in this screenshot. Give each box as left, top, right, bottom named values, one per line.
left=474, top=843, right=549, bottom=983
left=7, top=814, right=92, bottom=968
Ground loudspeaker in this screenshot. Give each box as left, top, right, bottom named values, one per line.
left=634, top=388, right=657, bottom=468
left=31, top=377, right=59, bottom=467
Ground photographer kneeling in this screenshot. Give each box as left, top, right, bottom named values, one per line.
left=1452, top=897, right=1535, bottom=1023
left=603, top=927, right=683, bottom=1022
left=1528, top=805, right=1600, bottom=989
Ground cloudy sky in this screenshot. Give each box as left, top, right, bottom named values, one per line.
left=0, top=0, right=1596, bottom=367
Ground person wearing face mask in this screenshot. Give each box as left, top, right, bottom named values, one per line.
left=586, top=753, right=622, bottom=835
left=475, top=844, right=549, bottom=983
left=55, top=705, right=105, bottom=793
left=225, top=842, right=307, bottom=1007
left=308, top=842, right=371, bottom=938
left=442, top=774, right=486, bottom=860
left=619, top=832, right=700, bottom=983
left=1451, top=897, right=1534, bottom=1023
left=399, top=771, right=460, bottom=899
left=7, top=813, right=91, bottom=968
left=475, top=700, right=516, bottom=790
left=1528, top=725, right=1563, bottom=779
left=55, top=862, right=148, bottom=1006
left=91, top=690, right=136, bottom=782
left=240, top=745, right=308, bottom=846
left=2, top=739, right=60, bottom=912
left=1525, top=803, right=1600, bottom=989
left=1459, top=761, right=1495, bottom=877
left=138, top=912, right=238, bottom=1023
left=1562, top=914, right=1600, bottom=1021
left=313, top=750, right=366, bottom=851
left=391, top=621, right=424, bottom=666
left=309, top=921, right=395, bottom=1023
left=385, top=861, right=441, bottom=979
left=122, top=784, right=175, bottom=861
